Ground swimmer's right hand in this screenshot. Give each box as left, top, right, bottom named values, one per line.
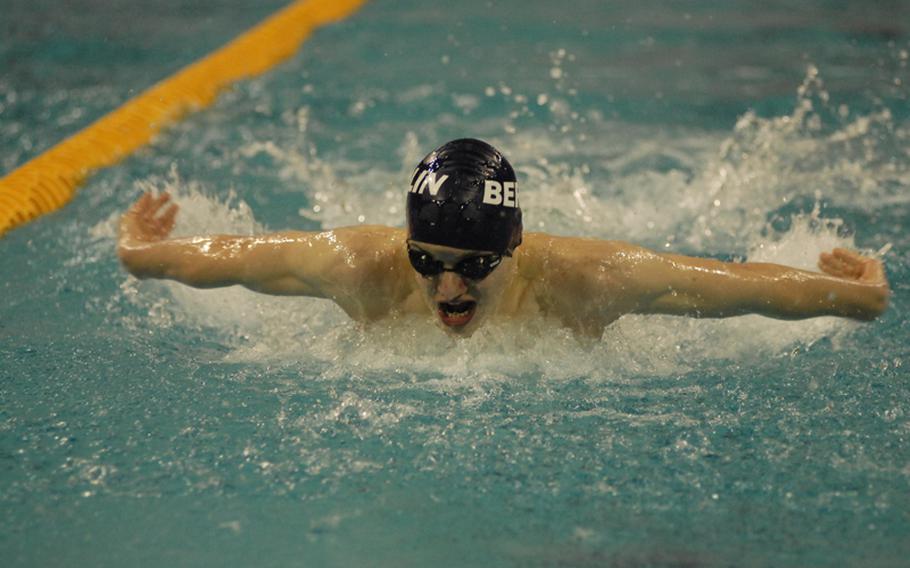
left=118, top=192, right=179, bottom=246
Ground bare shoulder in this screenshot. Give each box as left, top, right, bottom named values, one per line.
left=338, top=225, right=409, bottom=274
left=514, top=233, right=652, bottom=332
left=282, top=225, right=411, bottom=318
left=516, top=232, right=648, bottom=279
left=341, top=225, right=409, bottom=275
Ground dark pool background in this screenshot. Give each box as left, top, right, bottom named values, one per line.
left=2, top=1, right=910, bottom=566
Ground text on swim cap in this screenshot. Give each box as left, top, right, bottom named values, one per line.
left=409, top=171, right=449, bottom=196
left=482, top=180, right=518, bottom=207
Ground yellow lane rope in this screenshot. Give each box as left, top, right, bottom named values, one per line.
left=0, top=0, right=368, bottom=237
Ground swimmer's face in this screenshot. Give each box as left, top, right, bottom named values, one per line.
left=407, top=240, right=513, bottom=336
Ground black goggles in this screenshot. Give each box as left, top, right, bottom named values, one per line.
left=408, top=248, right=503, bottom=280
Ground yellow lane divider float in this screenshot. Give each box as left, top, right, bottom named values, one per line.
left=0, top=0, right=368, bottom=237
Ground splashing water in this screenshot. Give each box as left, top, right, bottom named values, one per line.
left=98, top=66, right=901, bottom=383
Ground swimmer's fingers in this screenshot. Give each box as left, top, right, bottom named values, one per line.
left=148, top=192, right=172, bottom=216
left=832, top=248, right=884, bottom=283
left=141, top=201, right=177, bottom=239
left=819, top=249, right=886, bottom=285
left=127, top=191, right=152, bottom=217
left=158, top=203, right=179, bottom=235
left=818, top=251, right=855, bottom=278
left=129, top=191, right=171, bottom=215
left=122, top=192, right=176, bottom=242
left=856, top=255, right=886, bottom=286
left=121, top=194, right=149, bottom=236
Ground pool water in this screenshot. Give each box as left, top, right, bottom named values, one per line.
left=2, top=1, right=909, bottom=566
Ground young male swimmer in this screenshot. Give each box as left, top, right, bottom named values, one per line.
left=118, top=138, right=890, bottom=337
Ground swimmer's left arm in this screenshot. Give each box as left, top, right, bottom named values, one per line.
left=628, top=247, right=890, bottom=321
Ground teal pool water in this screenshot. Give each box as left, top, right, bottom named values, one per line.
left=2, top=1, right=909, bottom=566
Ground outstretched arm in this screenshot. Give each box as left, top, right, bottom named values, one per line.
left=632, top=247, right=890, bottom=321
left=117, top=192, right=402, bottom=299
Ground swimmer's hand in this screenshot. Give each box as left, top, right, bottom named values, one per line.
left=816, top=247, right=890, bottom=319
left=119, top=192, right=179, bottom=245
left=818, top=248, right=887, bottom=286
left=117, top=191, right=186, bottom=280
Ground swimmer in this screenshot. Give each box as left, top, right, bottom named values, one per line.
left=117, top=138, right=890, bottom=337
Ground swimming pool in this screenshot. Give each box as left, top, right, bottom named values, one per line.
left=2, top=0, right=909, bottom=566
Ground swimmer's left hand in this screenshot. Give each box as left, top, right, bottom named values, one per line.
left=818, top=248, right=888, bottom=286
left=817, top=248, right=890, bottom=319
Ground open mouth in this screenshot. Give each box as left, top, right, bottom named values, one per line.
left=437, top=301, right=477, bottom=328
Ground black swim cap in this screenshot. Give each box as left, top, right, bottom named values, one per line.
left=406, top=138, right=522, bottom=254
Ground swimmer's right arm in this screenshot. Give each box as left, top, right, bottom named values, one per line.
left=117, top=193, right=393, bottom=297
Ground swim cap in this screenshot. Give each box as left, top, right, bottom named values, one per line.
left=406, top=138, right=522, bottom=254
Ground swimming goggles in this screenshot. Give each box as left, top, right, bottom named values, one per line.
left=407, top=248, right=503, bottom=280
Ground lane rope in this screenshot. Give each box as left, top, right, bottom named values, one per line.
left=0, top=0, right=367, bottom=237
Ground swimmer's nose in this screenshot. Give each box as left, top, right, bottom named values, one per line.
left=435, top=271, right=468, bottom=301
